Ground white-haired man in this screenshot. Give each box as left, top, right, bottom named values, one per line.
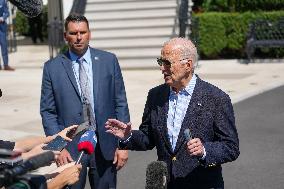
left=105, top=37, right=239, bottom=188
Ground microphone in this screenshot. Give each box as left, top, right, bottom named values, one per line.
left=8, top=0, right=43, bottom=18
left=7, top=174, right=47, bottom=189
left=145, top=161, right=168, bottom=189
left=6, top=180, right=29, bottom=189
left=184, top=128, right=192, bottom=141
left=76, top=130, right=97, bottom=164
left=64, top=131, right=97, bottom=189
left=1, top=151, right=54, bottom=187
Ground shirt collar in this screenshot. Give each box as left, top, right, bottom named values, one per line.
left=170, top=74, right=197, bottom=96
left=69, top=47, right=92, bottom=65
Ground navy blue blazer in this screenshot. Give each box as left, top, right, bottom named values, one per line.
left=40, top=47, right=130, bottom=160
left=125, top=76, right=239, bottom=187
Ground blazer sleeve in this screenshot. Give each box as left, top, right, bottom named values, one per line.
left=40, top=62, right=62, bottom=136
left=124, top=90, right=156, bottom=151
left=113, top=56, right=130, bottom=123
left=203, top=94, right=240, bottom=166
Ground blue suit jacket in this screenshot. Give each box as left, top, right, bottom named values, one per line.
left=40, top=47, right=130, bottom=160
left=0, top=0, right=9, bottom=33
left=0, top=0, right=9, bottom=20
left=125, top=76, right=239, bottom=187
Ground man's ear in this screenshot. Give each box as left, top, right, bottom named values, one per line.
left=186, top=59, right=193, bottom=71
left=63, top=32, right=67, bottom=41
left=88, top=30, right=91, bottom=40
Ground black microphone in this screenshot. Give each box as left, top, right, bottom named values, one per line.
left=6, top=180, right=29, bottom=189
left=145, top=161, right=168, bottom=189
left=8, top=0, right=43, bottom=18
left=2, top=151, right=54, bottom=187
left=184, top=128, right=192, bottom=141
left=7, top=174, right=47, bottom=189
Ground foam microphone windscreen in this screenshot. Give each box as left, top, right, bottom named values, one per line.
left=146, top=161, right=168, bottom=189
left=77, top=130, right=97, bottom=155
left=9, top=0, right=43, bottom=18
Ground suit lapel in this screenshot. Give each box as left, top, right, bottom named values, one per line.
left=61, top=53, right=80, bottom=97
left=90, top=48, right=100, bottom=111
left=174, top=77, right=204, bottom=153
left=156, top=85, right=173, bottom=153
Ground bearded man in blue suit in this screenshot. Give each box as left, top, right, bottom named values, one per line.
left=106, top=38, right=239, bottom=189
left=40, top=14, right=130, bottom=189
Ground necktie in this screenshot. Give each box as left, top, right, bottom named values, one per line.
left=78, top=58, right=96, bottom=131
left=79, top=58, right=91, bottom=103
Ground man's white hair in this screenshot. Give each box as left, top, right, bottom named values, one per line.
left=163, top=37, right=198, bottom=68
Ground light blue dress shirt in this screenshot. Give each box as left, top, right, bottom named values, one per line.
left=167, top=74, right=197, bottom=151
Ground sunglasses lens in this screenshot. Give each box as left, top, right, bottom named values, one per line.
left=157, top=58, right=163, bottom=66
left=157, top=58, right=171, bottom=66
left=164, top=60, right=171, bottom=66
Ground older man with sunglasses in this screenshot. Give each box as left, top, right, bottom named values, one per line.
left=105, top=37, right=239, bottom=189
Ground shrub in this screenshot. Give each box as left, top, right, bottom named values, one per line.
left=14, top=11, right=29, bottom=35
left=193, top=0, right=284, bottom=13
left=237, top=0, right=284, bottom=12
left=196, top=13, right=227, bottom=58
left=14, top=5, right=48, bottom=38
left=192, top=11, right=284, bottom=59
left=202, top=0, right=236, bottom=12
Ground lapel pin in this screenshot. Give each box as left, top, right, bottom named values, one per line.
left=94, top=56, right=99, bottom=60
left=197, top=102, right=202, bottom=106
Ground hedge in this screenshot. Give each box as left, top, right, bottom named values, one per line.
left=237, top=0, right=284, bottom=12
left=15, top=5, right=48, bottom=38
left=192, top=11, right=284, bottom=59
left=198, top=0, right=284, bottom=12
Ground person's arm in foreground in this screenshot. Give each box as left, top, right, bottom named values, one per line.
left=14, top=125, right=78, bottom=152
left=47, top=164, right=82, bottom=189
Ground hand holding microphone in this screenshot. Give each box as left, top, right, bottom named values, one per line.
left=184, top=129, right=205, bottom=158
left=63, top=131, right=97, bottom=189
left=56, top=130, right=97, bottom=167
left=47, top=164, right=82, bottom=189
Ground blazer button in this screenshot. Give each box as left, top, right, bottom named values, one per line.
left=209, top=163, right=216, bottom=167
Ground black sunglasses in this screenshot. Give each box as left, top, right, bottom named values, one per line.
left=157, top=58, right=172, bottom=66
